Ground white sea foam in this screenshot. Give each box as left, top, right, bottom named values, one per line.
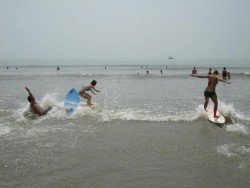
left=0, top=125, right=11, bottom=136
left=100, top=108, right=200, bottom=122
left=217, top=143, right=250, bottom=157
left=26, top=127, right=51, bottom=137
left=218, top=101, right=237, bottom=117
left=243, top=72, right=250, bottom=75
left=237, top=162, right=247, bottom=169
left=15, top=93, right=66, bottom=123
left=199, top=101, right=236, bottom=117
left=218, top=102, right=250, bottom=122
left=14, top=93, right=247, bottom=124
left=217, top=144, right=236, bottom=157
left=196, top=105, right=207, bottom=117
left=16, top=92, right=203, bottom=123
left=41, top=93, right=63, bottom=110
left=236, top=113, right=250, bottom=121
left=226, top=123, right=249, bottom=134
left=197, top=101, right=248, bottom=123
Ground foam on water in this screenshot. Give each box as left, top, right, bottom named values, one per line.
left=197, top=101, right=248, bottom=122
left=13, top=93, right=100, bottom=123
left=218, top=101, right=237, bottom=117
left=99, top=107, right=203, bottom=122
left=226, top=123, right=249, bottom=134
left=217, top=101, right=250, bottom=122
left=196, top=101, right=237, bottom=118
left=237, top=162, right=247, bottom=169
left=242, top=72, right=250, bottom=76
left=0, top=125, right=11, bottom=136
left=217, top=143, right=250, bottom=157
left=13, top=93, right=249, bottom=125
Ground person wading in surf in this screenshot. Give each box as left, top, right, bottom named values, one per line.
left=25, top=87, right=52, bottom=116
left=78, top=80, right=101, bottom=107
left=190, top=70, right=231, bottom=118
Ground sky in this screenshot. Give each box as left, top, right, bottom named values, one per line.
left=0, top=0, right=250, bottom=60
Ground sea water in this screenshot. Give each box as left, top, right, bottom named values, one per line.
left=0, top=59, right=250, bottom=187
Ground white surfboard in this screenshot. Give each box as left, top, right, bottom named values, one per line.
left=206, top=109, right=225, bottom=124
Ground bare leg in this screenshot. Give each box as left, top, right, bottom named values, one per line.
left=211, top=95, right=219, bottom=118
left=204, top=97, right=209, bottom=111
left=80, top=93, right=92, bottom=107
left=87, top=97, right=92, bottom=107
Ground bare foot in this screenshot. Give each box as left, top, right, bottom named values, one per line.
left=214, top=115, right=220, bottom=119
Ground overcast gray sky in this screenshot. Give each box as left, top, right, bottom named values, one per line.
left=0, top=0, right=250, bottom=60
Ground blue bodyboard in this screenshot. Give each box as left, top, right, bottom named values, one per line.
left=64, top=88, right=80, bottom=115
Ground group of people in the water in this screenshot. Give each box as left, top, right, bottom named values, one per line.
left=25, top=67, right=231, bottom=119
left=25, top=80, right=101, bottom=116
left=192, top=67, right=231, bottom=80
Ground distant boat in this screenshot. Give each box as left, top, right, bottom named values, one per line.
left=168, top=55, right=173, bottom=60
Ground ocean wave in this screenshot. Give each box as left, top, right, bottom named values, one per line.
left=228, top=72, right=250, bottom=77
left=239, top=72, right=250, bottom=76
left=11, top=93, right=248, bottom=125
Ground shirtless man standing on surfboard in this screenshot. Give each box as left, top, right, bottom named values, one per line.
left=78, top=80, right=101, bottom=107
left=25, top=87, right=52, bottom=116
left=190, top=70, right=231, bottom=118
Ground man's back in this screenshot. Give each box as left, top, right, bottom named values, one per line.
left=30, top=102, right=45, bottom=116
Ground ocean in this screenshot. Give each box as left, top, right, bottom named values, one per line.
left=0, top=59, right=250, bottom=187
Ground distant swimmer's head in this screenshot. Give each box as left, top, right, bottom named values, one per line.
left=213, top=70, right=219, bottom=75
left=91, top=80, right=97, bottom=86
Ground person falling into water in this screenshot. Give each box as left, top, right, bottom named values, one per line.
left=78, top=80, right=101, bottom=107
left=190, top=70, right=231, bottom=118
left=25, top=87, right=52, bottom=116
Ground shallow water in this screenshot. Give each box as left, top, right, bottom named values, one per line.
left=0, top=61, right=250, bottom=187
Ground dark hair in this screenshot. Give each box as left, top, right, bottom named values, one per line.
left=27, top=96, right=31, bottom=102
left=213, top=70, right=219, bottom=75
left=91, top=80, right=97, bottom=86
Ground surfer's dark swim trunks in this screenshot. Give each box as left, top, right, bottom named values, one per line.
left=204, top=91, right=217, bottom=98
left=41, top=106, right=52, bottom=116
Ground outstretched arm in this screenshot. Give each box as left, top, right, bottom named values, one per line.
left=89, top=88, right=96, bottom=95
left=91, top=86, right=101, bottom=92
left=190, top=74, right=210, bottom=78
left=25, top=87, right=35, bottom=101
left=218, top=78, right=231, bottom=84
